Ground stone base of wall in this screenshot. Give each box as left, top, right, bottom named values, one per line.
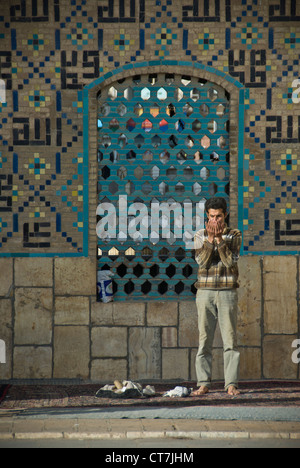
left=0, top=256, right=299, bottom=382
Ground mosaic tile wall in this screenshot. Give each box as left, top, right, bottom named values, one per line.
left=0, top=0, right=300, bottom=257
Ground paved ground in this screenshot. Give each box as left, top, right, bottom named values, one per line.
left=0, top=406, right=300, bottom=447
left=1, top=437, right=300, bottom=448
left=1, top=381, right=300, bottom=448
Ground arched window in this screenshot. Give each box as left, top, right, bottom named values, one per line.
left=97, top=73, right=230, bottom=301
left=0, top=79, right=6, bottom=104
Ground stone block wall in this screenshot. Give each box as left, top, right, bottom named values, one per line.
left=1, top=256, right=299, bottom=382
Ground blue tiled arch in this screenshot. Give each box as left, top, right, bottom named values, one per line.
left=84, top=60, right=245, bottom=92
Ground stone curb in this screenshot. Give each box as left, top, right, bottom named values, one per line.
left=1, top=430, right=300, bottom=441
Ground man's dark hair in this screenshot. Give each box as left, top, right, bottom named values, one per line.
left=205, top=197, right=227, bottom=215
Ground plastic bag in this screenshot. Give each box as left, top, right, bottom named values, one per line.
left=97, top=270, right=114, bottom=303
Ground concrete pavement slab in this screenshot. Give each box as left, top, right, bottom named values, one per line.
left=3, top=405, right=300, bottom=422
left=1, top=406, right=300, bottom=442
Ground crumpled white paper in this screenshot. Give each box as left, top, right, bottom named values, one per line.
left=163, top=386, right=193, bottom=398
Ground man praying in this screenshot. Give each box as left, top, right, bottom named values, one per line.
left=193, top=197, right=242, bottom=397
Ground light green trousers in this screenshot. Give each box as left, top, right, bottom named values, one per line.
left=195, top=289, right=240, bottom=390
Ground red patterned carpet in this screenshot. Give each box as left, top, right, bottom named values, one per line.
left=1, top=381, right=300, bottom=410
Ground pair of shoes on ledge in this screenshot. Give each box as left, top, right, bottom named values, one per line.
left=96, top=380, right=156, bottom=399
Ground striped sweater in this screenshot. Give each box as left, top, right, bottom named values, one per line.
left=194, top=225, right=242, bottom=290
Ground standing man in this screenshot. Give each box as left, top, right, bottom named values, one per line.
left=193, top=197, right=242, bottom=396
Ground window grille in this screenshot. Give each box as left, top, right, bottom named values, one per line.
left=97, top=73, right=230, bottom=301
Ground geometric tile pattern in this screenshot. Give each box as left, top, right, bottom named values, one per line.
left=0, top=0, right=299, bottom=258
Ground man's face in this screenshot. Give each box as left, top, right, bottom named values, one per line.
left=206, top=209, right=226, bottom=226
